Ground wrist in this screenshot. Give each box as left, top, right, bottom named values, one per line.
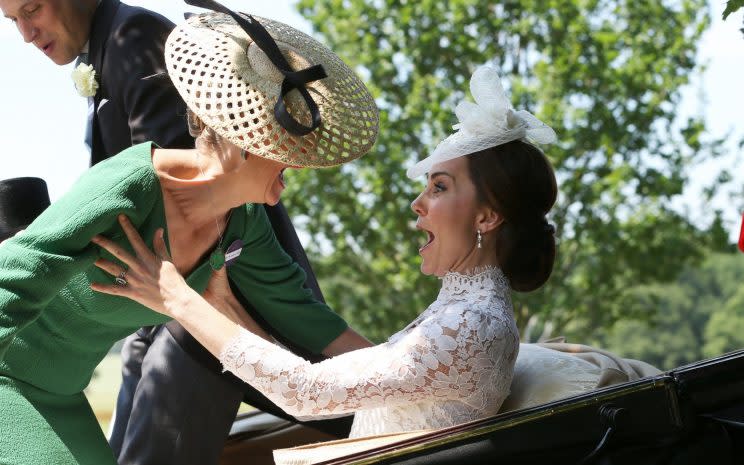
left=167, top=287, right=202, bottom=320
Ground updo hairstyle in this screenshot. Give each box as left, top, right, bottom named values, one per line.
left=467, top=140, right=557, bottom=292
left=186, top=108, right=220, bottom=148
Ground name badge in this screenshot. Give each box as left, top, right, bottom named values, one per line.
left=225, top=239, right=244, bottom=267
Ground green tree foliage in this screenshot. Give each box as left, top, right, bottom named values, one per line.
left=596, top=253, right=744, bottom=370
left=703, top=286, right=744, bottom=358
left=723, top=0, right=744, bottom=19
left=286, top=0, right=720, bottom=342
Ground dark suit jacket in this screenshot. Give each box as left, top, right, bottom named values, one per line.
left=87, top=0, right=193, bottom=164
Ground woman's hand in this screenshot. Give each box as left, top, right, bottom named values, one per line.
left=201, top=265, right=243, bottom=322
left=92, top=214, right=272, bottom=341
left=202, top=263, right=236, bottom=309
left=90, top=214, right=192, bottom=318
left=202, top=266, right=272, bottom=340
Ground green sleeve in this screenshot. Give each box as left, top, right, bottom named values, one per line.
left=0, top=161, right=155, bottom=360
left=229, top=205, right=348, bottom=354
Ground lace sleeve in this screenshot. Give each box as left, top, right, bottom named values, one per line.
left=219, top=302, right=518, bottom=419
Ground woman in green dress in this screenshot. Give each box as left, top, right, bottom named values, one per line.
left=0, top=6, right=377, bottom=465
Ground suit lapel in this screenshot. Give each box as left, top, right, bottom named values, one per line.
left=87, top=0, right=121, bottom=165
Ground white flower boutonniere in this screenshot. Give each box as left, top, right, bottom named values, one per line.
left=71, top=63, right=99, bottom=98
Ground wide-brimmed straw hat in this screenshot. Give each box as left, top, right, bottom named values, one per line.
left=165, top=0, right=379, bottom=168
left=0, top=177, right=51, bottom=242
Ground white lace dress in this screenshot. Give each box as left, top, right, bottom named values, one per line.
left=219, top=266, right=519, bottom=438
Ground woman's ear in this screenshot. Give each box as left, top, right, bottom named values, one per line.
left=476, top=208, right=503, bottom=234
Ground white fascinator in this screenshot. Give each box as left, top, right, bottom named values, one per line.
left=407, top=64, right=557, bottom=179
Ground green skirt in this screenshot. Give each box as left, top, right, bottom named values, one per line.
left=0, top=376, right=116, bottom=465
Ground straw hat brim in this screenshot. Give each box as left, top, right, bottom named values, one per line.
left=166, top=13, right=379, bottom=168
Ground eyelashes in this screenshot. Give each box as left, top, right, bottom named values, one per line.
left=432, top=182, right=447, bottom=193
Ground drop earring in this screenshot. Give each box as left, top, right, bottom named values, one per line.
left=476, top=230, right=482, bottom=249
left=240, top=148, right=247, bottom=160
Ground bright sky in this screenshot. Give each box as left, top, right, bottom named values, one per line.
left=1, top=1, right=742, bottom=239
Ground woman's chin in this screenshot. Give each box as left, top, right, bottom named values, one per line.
left=264, top=190, right=283, bottom=206
left=419, top=261, right=438, bottom=277
left=264, top=183, right=286, bottom=206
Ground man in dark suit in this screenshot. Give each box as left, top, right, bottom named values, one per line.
left=0, top=0, right=193, bottom=161
left=0, top=1, right=363, bottom=464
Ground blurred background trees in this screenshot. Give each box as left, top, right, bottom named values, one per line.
left=281, top=0, right=740, bottom=365
left=595, top=252, right=744, bottom=369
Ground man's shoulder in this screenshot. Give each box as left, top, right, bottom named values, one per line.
left=114, top=2, right=175, bottom=26
left=98, top=3, right=175, bottom=76
left=110, top=3, right=175, bottom=38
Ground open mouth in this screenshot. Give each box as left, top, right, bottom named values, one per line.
left=417, top=226, right=435, bottom=252
left=41, top=42, right=53, bottom=55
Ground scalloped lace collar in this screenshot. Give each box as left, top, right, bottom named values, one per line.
left=438, top=266, right=510, bottom=301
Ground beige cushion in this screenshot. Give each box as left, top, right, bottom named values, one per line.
left=499, top=342, right=662, bottom=412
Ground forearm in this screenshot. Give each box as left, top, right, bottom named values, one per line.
left=0, top=231, right=100, bottom=359
left=209, top=292, right=273, bottom=341
left=170, top=287, right=272, bottom=359
left=220, top=329, right=450, bottom=418
left=322, top=327, right=373, bottom=357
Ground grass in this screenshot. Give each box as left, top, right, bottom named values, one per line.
left=85, top=353, right=122, bottom=435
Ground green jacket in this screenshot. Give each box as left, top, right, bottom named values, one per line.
left=0, top=142, right=347, bottom=395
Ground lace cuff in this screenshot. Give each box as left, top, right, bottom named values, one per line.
left=219, top=332, right=238, bottom=374
left=219, top=328, right=259, bottom=376
left=220, top=328, right=290, bottom=372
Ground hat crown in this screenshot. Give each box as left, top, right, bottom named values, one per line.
left=166, top=12, right=379, bottom=168
left=0, top=177, right=50, bottom=240
left=247, top=41, right=311, bottom=85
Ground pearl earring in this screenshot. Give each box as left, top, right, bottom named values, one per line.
left=476, top=230, right=482, bottom=249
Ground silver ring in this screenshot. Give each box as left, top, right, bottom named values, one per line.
left=115, top=269, right=128, bottom=286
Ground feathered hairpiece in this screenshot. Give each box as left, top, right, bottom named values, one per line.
left=407, top=64, right=556, bottom=179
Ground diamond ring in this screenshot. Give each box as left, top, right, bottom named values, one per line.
left=115, top=269, right=128, bottom=286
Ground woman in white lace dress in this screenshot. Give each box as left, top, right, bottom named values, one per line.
left=92, top=65, right=559, bottom=437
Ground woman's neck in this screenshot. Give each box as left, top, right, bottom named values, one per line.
left=447, top=244, right=500, bottom=277
left=153, top=148, right=242, bottom=227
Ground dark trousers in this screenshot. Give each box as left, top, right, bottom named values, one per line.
left=109, top=326, right=243, bottom=465
left=108, top=325, right=354, bottom=465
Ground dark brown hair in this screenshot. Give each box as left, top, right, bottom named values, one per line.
left=467, top=140, right=557, bottom=292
